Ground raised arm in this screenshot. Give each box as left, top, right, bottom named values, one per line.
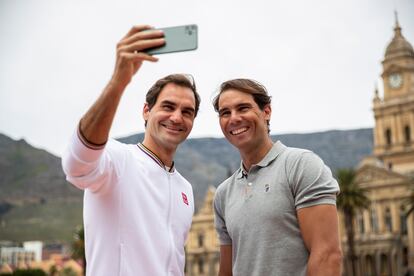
left=297, top=204, right=342, bottom=276
left=79, top=25, right=165, bottom=145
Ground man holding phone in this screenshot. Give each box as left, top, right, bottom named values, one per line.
left=212, top=79, right=342, bottom=275
left=62, top=25, right=200, bottom=276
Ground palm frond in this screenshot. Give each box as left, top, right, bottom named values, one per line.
left=336, top=168, right=370, bottom=215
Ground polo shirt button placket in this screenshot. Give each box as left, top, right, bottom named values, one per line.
left=244, top=182, right=254, bottom=200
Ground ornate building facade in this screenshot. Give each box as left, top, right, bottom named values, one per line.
left=185, top=186, right=219, bottom=276
left=340, top=16, right=414, bottom=276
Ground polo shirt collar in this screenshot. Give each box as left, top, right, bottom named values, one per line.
left=137, top=143, right=175, bottom=172
left=236, top=141, right=286, bottom=179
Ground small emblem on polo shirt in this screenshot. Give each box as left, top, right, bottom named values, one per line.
left=265, top=184, right=270, bottom=192
left=181, top=192, right=189, bottom=205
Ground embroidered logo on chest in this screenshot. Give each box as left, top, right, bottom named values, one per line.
left=181, top=192, right=189, bottom=205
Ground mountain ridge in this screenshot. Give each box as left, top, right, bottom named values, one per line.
left=0, top=128, right=373, bottom=241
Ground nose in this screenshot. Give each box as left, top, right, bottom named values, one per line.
left=228, top=111, right=242, bottom=124
left=170, top=109, right=184, bottom=123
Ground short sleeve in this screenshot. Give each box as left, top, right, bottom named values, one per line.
left=287, top=151, right=339, bottom=210
left=213, top=187, right=232, bottom=245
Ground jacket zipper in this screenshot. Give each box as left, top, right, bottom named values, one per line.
left=165, top=172, right=174, bottom=275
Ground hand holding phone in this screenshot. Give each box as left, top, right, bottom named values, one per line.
left=145, top=24, right=198, bottom=55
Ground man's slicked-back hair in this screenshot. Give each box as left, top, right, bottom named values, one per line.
left=146, top=74, right=200, bottom=115
left=212, top=78, right=272, bottom=133
left=213, top=79, right=271, bottom=112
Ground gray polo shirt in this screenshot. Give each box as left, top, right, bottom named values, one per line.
left=214, top=141, right=339, bottom=276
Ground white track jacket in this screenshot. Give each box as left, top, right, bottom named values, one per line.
left=62, top=131, right=194, bottom=276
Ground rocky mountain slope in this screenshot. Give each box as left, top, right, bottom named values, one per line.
left=0, top=128, right=373, bottom=241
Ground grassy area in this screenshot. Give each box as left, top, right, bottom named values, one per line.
left=0, top=199, right=83, bottom=243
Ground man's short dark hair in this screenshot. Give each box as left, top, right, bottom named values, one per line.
left=213, top=78, right=272, bottom=133
left=145, top=74, right=201, bottom=126
left=146, top=74, right=200, bottom=114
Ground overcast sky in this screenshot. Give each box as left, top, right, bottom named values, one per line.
left=1, top=0, right=413, bottom=156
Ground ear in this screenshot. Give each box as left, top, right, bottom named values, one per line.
left=143, top=103, right=150, bottom=121
left=263, top=104, right=272, bottom=120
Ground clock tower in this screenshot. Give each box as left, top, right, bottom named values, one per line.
left=373, top=14, right=414, bottom=173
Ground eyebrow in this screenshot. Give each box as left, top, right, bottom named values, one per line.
left=183, top=107, right=196, bottom=113
left=218, top=107, right=229, bottom=114
left=237, top=103, right=253, bottom=108
left=160, top=100, right=176, bottom=106
left=218, top=102, right=252, bottom=113
left=161, top=100, right=195, bottom=113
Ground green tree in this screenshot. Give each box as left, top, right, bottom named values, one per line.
left=59, top=267, right=77, bottom=276
left=336, top=168, right=369, bottom=276
left=405, top=181, right=414, bottom=276
left=49, top=265, right=58, bottom=276
left=71, top=225, right=86, bottom=276
left=12, top=269, right=47, bottom=276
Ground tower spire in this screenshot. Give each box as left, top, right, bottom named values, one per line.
left=394, top=10, right=400, bottom=28
left=393, top=10, right=402, bottom=36
left=384, top=11, right=413, bottom=61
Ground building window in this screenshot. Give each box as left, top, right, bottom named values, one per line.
left=370, top=208, right=379, bottom=233
left=403, top=247, right=409, bottom=266
left=365, top=255, right=375, bottom=276
left=384, top=207, right=392, bottom=232
left=385, top=128, right=392, bottom=146
left=198, top=233, right=204, bottom=248
left=405, top=125, right=411, bottom=143
left=358, top=212, right=365, bottom=234
left=380, top=254, right=389, bottom=274
left=400, top=206, right=408, bottom=235
left=198, top=258, right=204, bottom=274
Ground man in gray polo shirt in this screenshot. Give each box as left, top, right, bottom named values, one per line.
left=212, top=79, right=342, bottom=275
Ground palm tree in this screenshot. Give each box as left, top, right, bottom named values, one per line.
left=71, top=225, right=86, bottom=276
left=49, top=265, right=58, bottom=276
left=336, top=168, right=370, bottom=276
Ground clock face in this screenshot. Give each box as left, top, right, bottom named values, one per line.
left=389, top=73, right=403, bottom=89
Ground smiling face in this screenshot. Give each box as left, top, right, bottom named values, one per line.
left=143, top=83, right=196, bottom=153
left=218, top=89, right=271, bottom=153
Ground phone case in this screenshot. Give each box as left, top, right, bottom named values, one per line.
left=145, top=24, right=198, bottom=55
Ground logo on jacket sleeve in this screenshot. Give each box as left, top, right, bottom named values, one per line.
left=181, top=192, right=189, bottom=205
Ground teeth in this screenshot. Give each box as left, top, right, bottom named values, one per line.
left=231, top=127, right=247, bottom=135
left=164, top=124, right=182, bottom=131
